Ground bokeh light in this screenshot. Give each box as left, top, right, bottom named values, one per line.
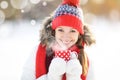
left=0, top=1, right=9, bottom=9
left=0, top=10, right=5, bottom=24
left=10, top=0, right=28, bottom=9
left=42, top=1, right=47, bottom=6
left=21, top=9, right=25, bottom=13
left=30, top=0, right=41, bottom=4
left=21, top=3, right=32, bottom=13
left=30, top=19, right=36, bottom=26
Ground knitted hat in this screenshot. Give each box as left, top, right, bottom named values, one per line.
left=52, top=0, right=84, bottom=34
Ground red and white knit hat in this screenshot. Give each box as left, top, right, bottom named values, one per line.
left=52, top=0, right=84, bottom=34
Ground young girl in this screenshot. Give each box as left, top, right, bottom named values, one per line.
left=21, top=0, right=95, bottom=80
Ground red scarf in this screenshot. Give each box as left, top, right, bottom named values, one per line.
left=36, top=43, right=87, bottom=80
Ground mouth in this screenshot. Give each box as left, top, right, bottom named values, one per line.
left=63, top=42, right=70, bottom=45
left=61, top=40, right=72, bottom=46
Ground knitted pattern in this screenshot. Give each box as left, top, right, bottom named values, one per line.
left=55, top=50, right=71, bottom=61
left=54, top=4, right=83, bottom=22
left=52, top=0, right=84, bottom=34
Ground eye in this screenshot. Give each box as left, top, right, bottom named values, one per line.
left=70, top=29, right=76, bottom=33
left=57, top=28, right=64, bottom=32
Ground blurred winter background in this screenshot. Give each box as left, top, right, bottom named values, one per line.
left=0, top=0, right=120, bottom=80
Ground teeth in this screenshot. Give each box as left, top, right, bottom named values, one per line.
left=63, top=41, right=70, bottom=44
left=64, top=42, right=69, bottom=44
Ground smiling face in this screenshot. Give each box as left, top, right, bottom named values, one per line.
left=55, top=26, right=79, bottom=49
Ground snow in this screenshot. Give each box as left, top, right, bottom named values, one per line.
left=0, top=20, right=40, bottom=80
left=0, top=18, right=120, bottom=80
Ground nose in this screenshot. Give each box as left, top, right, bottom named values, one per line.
left=62, top=32, right=70, bottom=38
left=62, top=33, right=71, bottom=41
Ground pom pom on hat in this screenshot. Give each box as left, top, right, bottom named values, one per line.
left=63, top=0, right=80, bottom=6
left=52, top=0, right=84, bottom=34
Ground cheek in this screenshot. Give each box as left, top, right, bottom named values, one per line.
left=72, top=34, right=79, bottom=42
left=55, top=31, right=62, bottom=40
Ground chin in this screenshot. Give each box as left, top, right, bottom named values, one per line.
left=66, top=45, right=73, bottom=49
